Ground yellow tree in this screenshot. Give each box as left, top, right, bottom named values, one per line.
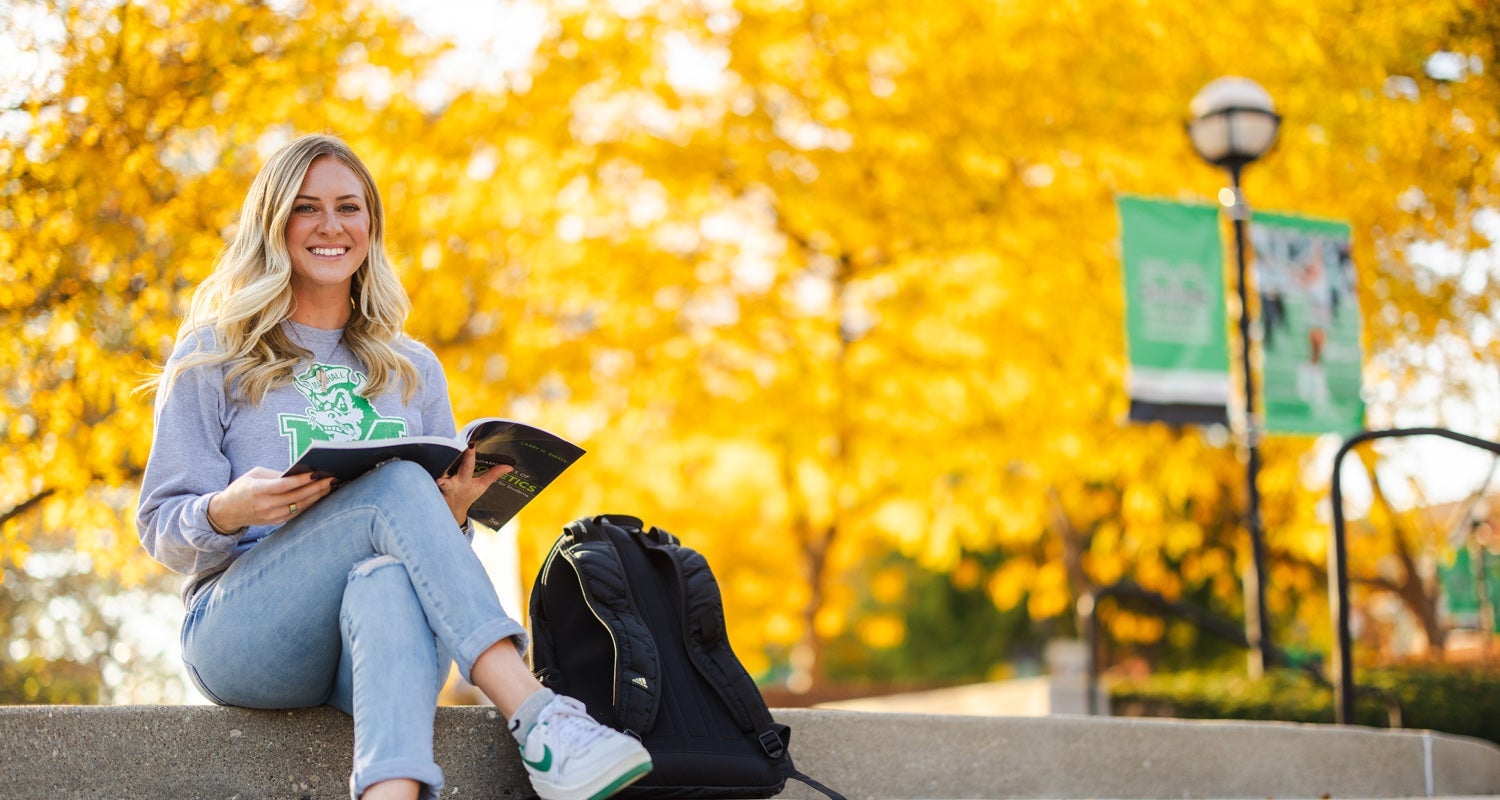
left=491, top=0, right=1500, bottom=683
left=465, top=0, right=1278, bottom=685
left=0, top=0, right=453, bottom=699
left=0, top=0, right=442, bottom=571
left=7, top=0, right=1500, bottom=700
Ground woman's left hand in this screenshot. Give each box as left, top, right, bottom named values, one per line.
left=436, top=446, right=513, bottom=528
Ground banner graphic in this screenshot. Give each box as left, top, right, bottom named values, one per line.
left=1439, top=547, right=1500, bottom=634
left=1118, top=196, right=1230, bottom=425
left=1249, top=212, right=1364, bottom=434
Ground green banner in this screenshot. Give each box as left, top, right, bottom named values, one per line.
left=1118, top=196, right=1230, bottom=425
left=1249, top=213, right=1365, bottom=434
left=1439, top=547, right=1500, bottom=633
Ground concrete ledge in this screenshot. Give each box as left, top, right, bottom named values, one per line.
left=1, top=705, right=529, bottom=800
left=2, top=705, right=1499, bottom=799
left=776, top=711, right=1500, bottom=800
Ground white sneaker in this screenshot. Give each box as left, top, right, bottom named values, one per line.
left=519, top=695, right=653, bottom=800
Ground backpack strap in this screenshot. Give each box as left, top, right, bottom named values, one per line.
left=639, top=533, right=784, bottom=744
left=675, top=543, right=778, bottom=736
left=767, top=724, right=848, bottom=800
left=556, top=516, right=661, bottom=737
left=643, top=530, right=848, bottom=800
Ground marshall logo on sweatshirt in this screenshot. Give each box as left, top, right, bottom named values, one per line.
left=278, top=363, right=407, bottom=462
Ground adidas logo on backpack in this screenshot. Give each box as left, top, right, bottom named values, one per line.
left=529, top=514, right=844, bottom=800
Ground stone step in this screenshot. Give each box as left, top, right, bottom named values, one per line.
left=2, top=705, right=1498, bottom=799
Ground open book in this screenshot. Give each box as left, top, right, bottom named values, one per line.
left=283, top=418, right=586, bottom=531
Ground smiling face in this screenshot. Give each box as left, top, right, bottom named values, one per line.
left=284, top=157, right=371, bottom=307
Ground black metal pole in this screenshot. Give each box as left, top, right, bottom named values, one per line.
left=1228, top=164, right=1274, bottom=676
left=1328, top=436, right=1356, bottom=724
left=1328, top=427, right=1500, bottom=724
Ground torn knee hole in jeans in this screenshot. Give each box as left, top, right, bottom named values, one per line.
left=348, top=554, right=403, bottom=580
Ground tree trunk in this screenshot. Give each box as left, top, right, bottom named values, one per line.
left=1357, top=452, right=1447, bottom=654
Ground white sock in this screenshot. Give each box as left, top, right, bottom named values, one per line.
left=509, top=687, right=557, bottom=745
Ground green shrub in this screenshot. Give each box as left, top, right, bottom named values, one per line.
left=1110, top=663, right=1500, bottom=746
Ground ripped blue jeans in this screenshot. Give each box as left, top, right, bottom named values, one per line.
left=180, top=460, right=528, bottom=800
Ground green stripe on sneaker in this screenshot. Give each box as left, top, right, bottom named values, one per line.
left=586, top=761, right=653, bottom=800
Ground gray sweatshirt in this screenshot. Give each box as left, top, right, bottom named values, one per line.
left=136, top=320, right=456, bottom=596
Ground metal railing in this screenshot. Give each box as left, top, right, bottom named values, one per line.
left=1076, top=426, right=1498, bottom=725
left=1327, top=427, right=1500, bottom=723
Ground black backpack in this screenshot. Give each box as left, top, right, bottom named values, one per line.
left=529, top=514, right=844, bottom=800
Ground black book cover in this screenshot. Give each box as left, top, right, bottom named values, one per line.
left=283, top=418, right=585, bottom=530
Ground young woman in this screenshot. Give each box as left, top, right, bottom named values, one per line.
left=137, top=134, right=651, bottom=800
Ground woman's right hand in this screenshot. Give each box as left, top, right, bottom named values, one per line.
left=207, top=468, right=336, bottom=533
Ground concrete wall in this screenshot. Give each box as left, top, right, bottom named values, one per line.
left=3, top=705, right=1499, bottom=800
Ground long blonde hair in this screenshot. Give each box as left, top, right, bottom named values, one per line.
left=160, top=134, right=420, bottom=405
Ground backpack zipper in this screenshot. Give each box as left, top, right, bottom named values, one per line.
left=566, top=550, right=625, bottom=714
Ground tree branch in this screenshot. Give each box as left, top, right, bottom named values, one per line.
left=0, top=488, right=56, bottom=528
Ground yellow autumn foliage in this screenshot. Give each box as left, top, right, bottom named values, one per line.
left=4, top=0, right=1498, bottom=684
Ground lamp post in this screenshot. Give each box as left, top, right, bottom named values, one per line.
left=1187, top=77, right=1281, bottom=677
